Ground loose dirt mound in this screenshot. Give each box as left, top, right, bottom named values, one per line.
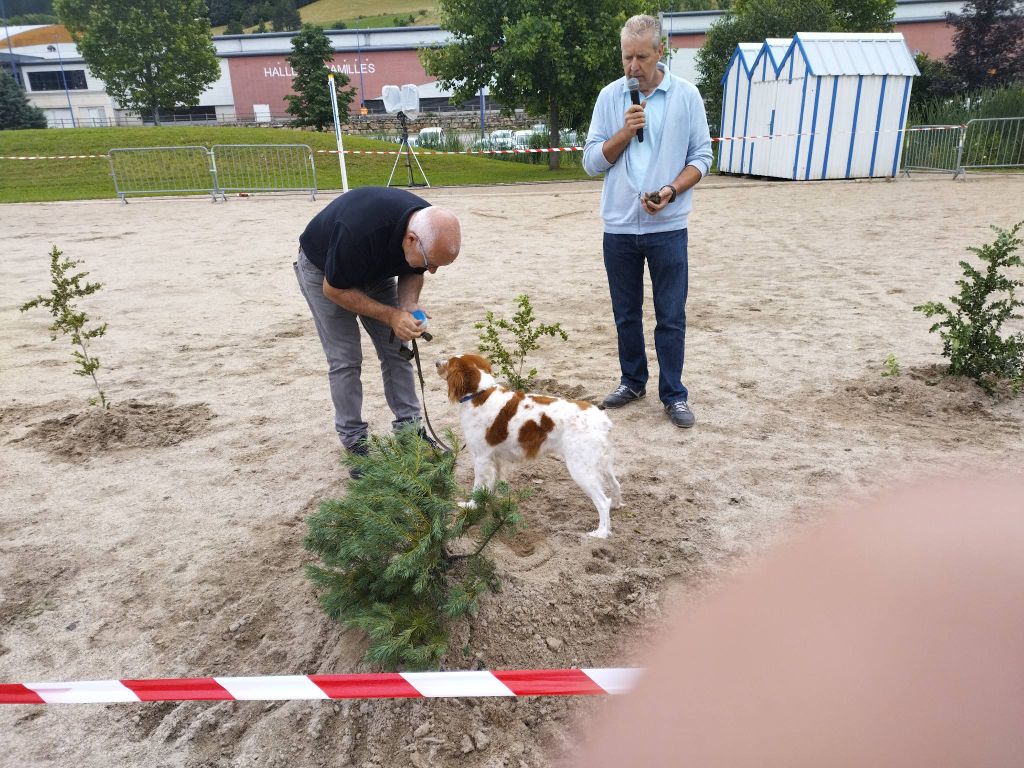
left=530, top=378, right=594, bottom=402
left=9, top=400, right=216, bottom=461
left=827, top=364, right=996, bottom=420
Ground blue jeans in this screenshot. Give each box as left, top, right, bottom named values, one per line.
left=603, top=229, right=689, bottom=405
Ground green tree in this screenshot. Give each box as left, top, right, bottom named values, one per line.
left=669, top=0, right=733, bottom=8
left=55, top=0, right=220, bottom=126
left=305, top=426, right=523, bottom=670
left=224, top=18, right=244, bottom=34
left=830, top=0, right=897, bottom=31
left=908, top=51, right=958, bottom=118
left=946, top=0, right=1024, bottom=91
left=0, top=70, right=47, bottom=129
left=422, top=0, right=651, bottom=171
left=284, top=24, right=353, bottom=130
left=270, top=0, right=301, bottom=31
left=696, top=0, right=896, bottom=134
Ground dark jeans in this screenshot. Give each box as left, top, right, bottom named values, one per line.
left=603, top=228, right=689, bottom=405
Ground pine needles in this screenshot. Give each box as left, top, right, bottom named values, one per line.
left=304, top=425, right=525, bottom=670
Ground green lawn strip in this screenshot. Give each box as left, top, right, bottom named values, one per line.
left=0, top=127, right=591, bottom=203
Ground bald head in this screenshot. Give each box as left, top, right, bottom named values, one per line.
left=407, top=207, right=461, bottom=270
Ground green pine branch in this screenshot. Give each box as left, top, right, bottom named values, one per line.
left=304, top=425, right=524, bottom=670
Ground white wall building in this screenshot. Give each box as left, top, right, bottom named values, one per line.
left=10, top=33, right=236, bottom=126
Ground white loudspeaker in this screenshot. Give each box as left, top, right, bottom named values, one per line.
left=400, top=84, right=420, bottom=117
left=382, top=85, right=403, bottom=114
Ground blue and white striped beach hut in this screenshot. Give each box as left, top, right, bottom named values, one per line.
left=740, top=38, right=790, bottom=177
left=717, top=42, right=761, bottom=174
left=719, top=32, right=920, bottom=180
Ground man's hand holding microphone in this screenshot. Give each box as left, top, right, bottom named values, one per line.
left=624, top=77, right=646, bottom=144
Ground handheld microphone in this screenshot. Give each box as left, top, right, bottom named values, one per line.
left=626, top=77, right=643, bottom=143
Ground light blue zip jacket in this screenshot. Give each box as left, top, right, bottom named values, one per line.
left=583, top=64, right=713, bottom=234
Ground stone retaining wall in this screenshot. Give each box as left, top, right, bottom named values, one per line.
left=345, top=110, right=538, bottom=135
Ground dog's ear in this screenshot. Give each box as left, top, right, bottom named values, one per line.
left=461, top=354, right=492, bottom=374
left=447, top=356, right=482, bottom=402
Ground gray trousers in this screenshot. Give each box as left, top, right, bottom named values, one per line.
left=294, top=248, right=421, bottom=449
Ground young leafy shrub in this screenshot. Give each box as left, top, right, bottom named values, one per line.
left=881, top=353, right=901, bottom=377
left=20, top=245, right=110, bottom=408
left=475, top=294, right=569, bottom=391
left=304, top=425, right=523, bottom=670
left=914, top=222, right=1024, bottom=393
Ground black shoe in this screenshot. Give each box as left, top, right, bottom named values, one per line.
left=415, top=427, right=442, bottom=451
left=345, top=439, right=369, bottom=479
left=665, top=400, right=696, bottom=428
left=601, top=383, right=646, bottom=409
left=395, top=417, right=445, bottom=452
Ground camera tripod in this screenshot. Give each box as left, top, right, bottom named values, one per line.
left=386, top=110, right=430, bottom=188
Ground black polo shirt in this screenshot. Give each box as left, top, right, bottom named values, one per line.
left=299, top=187, right=429, bottom=289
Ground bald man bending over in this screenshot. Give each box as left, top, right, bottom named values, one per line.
left=295, top=187, right=461, bottom=475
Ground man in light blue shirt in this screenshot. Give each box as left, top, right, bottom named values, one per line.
left=583, top=14, right=713, bottom=428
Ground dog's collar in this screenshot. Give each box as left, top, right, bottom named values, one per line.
left=459, top=389, right=489, bottom=403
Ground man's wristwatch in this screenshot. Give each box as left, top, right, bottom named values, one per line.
left=661, top=185, right=677, bottom=203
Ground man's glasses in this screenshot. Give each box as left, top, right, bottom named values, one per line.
left=416, top=236, right=431, bottom=270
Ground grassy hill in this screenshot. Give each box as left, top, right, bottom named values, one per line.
left=213, top=0, right=440, bottom=34
left=0, top=126, right=590, bottom=203
left=297, top=0, right=439, bottom=28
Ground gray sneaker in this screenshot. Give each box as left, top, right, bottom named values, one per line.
left=665, top=400, right=695, bottom=428
left=601, top=383, right=646, bottom=409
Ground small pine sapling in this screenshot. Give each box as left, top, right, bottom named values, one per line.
left=20, top=246, right=110, bottom=408
left=475, top=294, right=569, bottom=391
left=304, top=425, right=525, bottom=670
left=914, top=222, right=1024, bottom=393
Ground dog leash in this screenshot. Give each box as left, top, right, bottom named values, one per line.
left=387, top=325, right=452, bottom=454
left=410, top=338, right=453, bottom=454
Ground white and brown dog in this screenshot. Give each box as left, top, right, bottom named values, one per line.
left=435, top=354, right=621, bottom=538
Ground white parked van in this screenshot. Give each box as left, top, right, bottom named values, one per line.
left=414, top=126, right=445, bottom=147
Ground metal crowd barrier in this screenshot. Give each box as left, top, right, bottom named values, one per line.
left=108, top=146, right=218, bottom=202
left=903, top=118, right=1024, bottom=179
left=212, top=144, right=317, bottom=200
left=107, top=144, right=318, bottom=202
left=901, top=126, right=963, bottom=175
left=957, top=117, right=1024, bottom=178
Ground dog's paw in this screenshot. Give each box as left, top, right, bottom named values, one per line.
left=587, top=528, right=611, bottom=539
left=458, top=499, right=478, bottom=510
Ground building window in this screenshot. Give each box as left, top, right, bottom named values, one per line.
left=28, top=69, right=88, bottom=91
left=140, top=105, right=217, bottom=124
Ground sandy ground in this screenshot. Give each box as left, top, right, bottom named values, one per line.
left=2, top=174, right=1023, bottom=768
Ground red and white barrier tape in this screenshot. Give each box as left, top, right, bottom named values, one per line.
left=315, top=146, right=584, bottom=156
left=715, top=123, right=963, bottom=143
left=0, top=124, right=965, bottom=161
left=0, top=667, right=641, bottom=705
left=1, top=153, right=109, bottom=160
